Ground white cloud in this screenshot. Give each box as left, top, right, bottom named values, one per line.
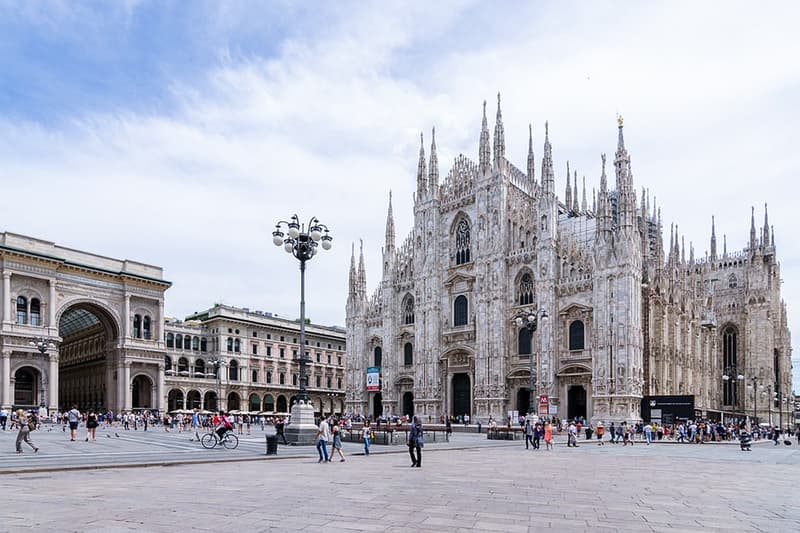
left=1, top=1, right=798, bottom=386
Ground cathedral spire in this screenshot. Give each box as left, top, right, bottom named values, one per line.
left=771, top=225, right=775, bottom=248
left=763, top=203, right=770, bottom=247
left=723, top=234, right=728, bottom=256
left=479, top=100, right=490, bottom=174
left=348, top=242, right=357, bottom=297
left=541, top=121, right=555, bottom=194
left=527, top=123, right=535, bottom=185
left=573, top=171, right=579, bottom=212
left=428, top=127, right=439, bottom=193
left=710, top=216, right=717, bottom=260
left=564, top=161, right=572, bottom=210
left=592, top=187, right=596, bottom=214
left=358, top=239, right=366, bottom=296
left=681, top=235, right=685, bottom=264
left=581, top=176, right=587, bottom=212
left=493, top=92, right=505, bottom=168
left=416, top=132, right=427, bottom=197
left=614, top=115, right=635, bottom=229
left=385, top=191, right=395, bottom=253
left=749, top=206, right=756, bottom=251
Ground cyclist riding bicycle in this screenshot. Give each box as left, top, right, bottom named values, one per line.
left=216, top=410, right=234, bottom=441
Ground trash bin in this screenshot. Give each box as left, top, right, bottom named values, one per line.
left=266, top=434, right=278, bottom=455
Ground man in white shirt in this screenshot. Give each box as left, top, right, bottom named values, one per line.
left=316, top=417, right=331, bottom=463
left=0, top=407, right=8, bottom=431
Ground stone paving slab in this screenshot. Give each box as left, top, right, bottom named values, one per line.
left=0, top=429, right=796, bottom=532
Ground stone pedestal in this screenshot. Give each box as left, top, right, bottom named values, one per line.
left=284, top=400, right=318, bottom=446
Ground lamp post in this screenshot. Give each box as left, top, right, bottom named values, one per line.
left=762, top=384, right=773, bottom=426
left=207, top=357, right=226, bottom=412
left=512, top=309, right=548, bottom=418
left=29, top=337, right=55, bottom=415
left=273, top=214, right=332, bottom=444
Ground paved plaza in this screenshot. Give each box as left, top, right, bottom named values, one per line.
left=1, top=426, right=798, bottom=532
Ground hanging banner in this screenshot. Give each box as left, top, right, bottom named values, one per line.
left=366, top=367, right=380, bottom=391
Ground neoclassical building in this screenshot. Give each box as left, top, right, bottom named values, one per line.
left=345, top=96, right=793, bottom=425
left=0, top=232, right=346, bottom=414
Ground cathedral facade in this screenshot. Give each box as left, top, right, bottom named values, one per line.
left=345, top=96, right=793, bottom=425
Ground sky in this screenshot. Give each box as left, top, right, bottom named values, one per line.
left=0, top=1, right=798, bottom=391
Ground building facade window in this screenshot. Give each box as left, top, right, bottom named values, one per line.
left=30, top=298, right=41, bottom=326
left=133, top=314, right=141, bottom=338
left=518, top=273, right=534, bottom=305
left=374, top=347, right=382, bottom=367
left=166, top=333, right=174, bottom=348
left=143, top=316, right=151, bottom=340
left=518, top=328, right=532, bottom=355
left=568, top=320, right=585, bottom=351
left=404, top=342, right=413, bottom=366
left=402, top=295, right=415, bottom=325
left=455, top=218, right=471, bottom=265
left=454, top=295, right=468, bottom=326
left=228, top=360, right=239, bottom=381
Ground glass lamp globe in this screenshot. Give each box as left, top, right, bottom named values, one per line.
left=515, top=317, right=523, bottom=327
left=284, top=241, right=294, bottom=253
left=272, top=231, right=284, bottom=246
left=321, top=236, right=332, bottom=250
left=310, top=226, right=322, bottom=242
left=287, top=222, right=300, bottom=239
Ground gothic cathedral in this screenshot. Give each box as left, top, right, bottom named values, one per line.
left=345, top=95, right=792, bottom=425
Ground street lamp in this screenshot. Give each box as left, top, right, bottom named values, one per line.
left=207, top=357, right=226, bottom=412
left=512, top=309, right=548, bottom=417
left=29, top=337, right=55, bottom=414
left=273, top=214, right=332, bottom=444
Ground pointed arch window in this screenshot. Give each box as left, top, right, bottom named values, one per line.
left=569, top=320, right=585, bottom=351
left=374, top=346, right=382, bottom=367
left=402, top=295, right=415, bottom=325
left=404, top=342, right=413, bottom=366
left=722, top=327, right=738, bottom=405
left=518, top=273, right=534, bottom=306
left=728, top=274, right=738, bottom=289
left=453, top=295, right=468, bottom=327
left=30, top=298, right=41, bottom=326
left=518, top=328, right=532, bottom=355
left=455, top=218, right=471, bottom=265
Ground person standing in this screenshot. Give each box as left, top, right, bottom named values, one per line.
left=567, top=421, right=579, bottom=447
left=275, top=417, right=288, bottom=445
left=15, top=410, right=39, bottom=454
left=67, top=405, right=81, bottom=441
left=85, top=410, right=99, bottom=442
left=644, top=422, right=652, bottom=444
left=408, top=415, right=423, bottom=467
left=596, top=421, right=605, bottom=445
left=524, top=418, right=534, bottom=450
left=0, top=407, right=8, bottom=431
left=315, top=417, right=330, bottom=463
left=362, top=420, right=372, bottom=456
left=544, top=421, right=553, bottom=450
left=533, top=422, right=542, bottom=450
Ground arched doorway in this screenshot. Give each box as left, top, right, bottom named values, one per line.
left=168, top=389, right=184, bottom=412
left=372, top=392, right=383, bottom=419
left=203, top=391, right=216, bottom=411
left=186, top=390, right=201, bottom=410
left=263, top=394, right=274, bottom=413
left=567, top=385, right=587, bottom=421
left=516, top=388, right=531, bottom=416
left=13, top=367, right=38, bottom=407
left=57, top=302, right=119, bottom=411
left=131, top=375, right=153, bottom=409
left=402, top=391, right=414, bottom=417
left=276, top=395, right=288, bottom=413
left=227, top=392, right=241, bottom=411
left=249, top=394, right=261, bottom=412
left=452, top=373, right=471, bottom=418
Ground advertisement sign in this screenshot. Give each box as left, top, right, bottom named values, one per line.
left=538, top=394, right=549, bottom=417
left=366, top=367, right=380, bottom=391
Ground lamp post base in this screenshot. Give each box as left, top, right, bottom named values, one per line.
left=284, top=400, right=319, bottom=446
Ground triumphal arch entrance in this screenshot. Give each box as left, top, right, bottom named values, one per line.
left=0, top=232, right=170, bottom=413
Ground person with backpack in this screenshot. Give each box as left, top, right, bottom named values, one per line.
left=215, top=410, right=234, bottom=441
left=67, top=405, right=81, bottom=441
left=15, top=410, right=39, bottom=454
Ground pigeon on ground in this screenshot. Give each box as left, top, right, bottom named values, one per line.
left=115, top=433, right=120, bottom=438
left=106, top=434, right=111, bottom=438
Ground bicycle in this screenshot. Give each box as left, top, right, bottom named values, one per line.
left=200, top=429, right=239, bottom=450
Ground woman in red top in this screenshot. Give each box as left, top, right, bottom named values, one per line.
left=544, top=422, right=553, bottom=450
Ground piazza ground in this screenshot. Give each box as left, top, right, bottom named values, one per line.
left=1, top=427, right=798, bottom=532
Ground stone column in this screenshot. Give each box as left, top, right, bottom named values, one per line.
left=48, top=279, right=57, bottom=328
left=1, top=350, right=11, bottom=408
left=49, top=353, right=59, bottom=411
left=157, top=300, right=165, bottom=345
left=156, top=364, right=165, bottom=412
left=123, top=295, right=131, bottom=339
left=123, top=363, right=131, bottom=410
left=2, top=272, right=10, bottom=324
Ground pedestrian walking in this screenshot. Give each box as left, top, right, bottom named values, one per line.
left=362, top=420, right=372, bottom=456
left=85, top=410, right=99, bottom=441
left=596, top=421, right=605, bottom=445
left=525, top=418, right=534, bottom=450
left=316, top=417, right=330, bottom=463
left=408, top=415, right=423, bottom=467
left=67, top=405, right=81, bottom=441
left=330, top=423, right=346, bottom=462
left=15, top=410, right=39, bottom=454
left=0, top=407, right=8, bottom=431
left=276, top=417, right=288, bottom=445
left=644, top=423, right=652, bottom=444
